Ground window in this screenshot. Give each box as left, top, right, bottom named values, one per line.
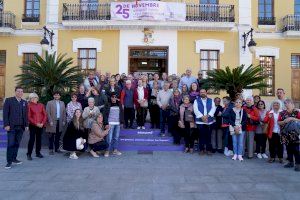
left=291, top=54, right=300, bottom=69
left=23, top=0, right=40, bottom=22
left=295, top=0, right=300, bottom=15
left=200, top=50, right=219, bottom=78
left=260, top=56, right=275, bottom=96
left=0, top=51, right=5, bottom=66
left=78, top=49, right=97, bottom=74
left=258, top=0, right=275, bottom=25
left=200, top=50, right=219, bottom=94
left=200, top=0, right=218, bottom=4
left=22, top=53, right=37, bottom=92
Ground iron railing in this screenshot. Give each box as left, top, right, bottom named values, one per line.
left=258, top=17, right=276, bottom=25
left=282, top=15, right=300, bottom=31
left=0, top=11, right=16, bottom=29
left=62, top=3, right=111, bottom=20
left=186, top=4, right=234, bottom=22
left=62, top=3, right=235, bottom=22
left=22, top=13, right=40, bottom=22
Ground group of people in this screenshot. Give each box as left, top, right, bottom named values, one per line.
left=3, top=69, right=300, bottom=172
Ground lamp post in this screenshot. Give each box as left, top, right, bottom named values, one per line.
left=40, top=26, right=55, bottom=51
left=242, top=28, right=257, bottom=54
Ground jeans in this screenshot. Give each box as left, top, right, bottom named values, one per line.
left=268, top=133, right=283, bottom=159
left=255, top=133, right=267, bottom=154
left=90, top=140, right=109, bottom=152
left=244, top=131, right=255, bottom=158
left=223, top=127, right=233, bottom=151
left=211, top=128, right=223, bottom=150
left=160, top=109, right=169, bottom=133
left=136, top=107, right=146, bottom=127
left=124, top=107, right=135, bottom=128
left=27, top=124, right=43, bottom=156
left=106, top=124, right=120, bottom=151
left=7, top=127, right=24, bottom=164
left=287, top=143, right=300, bottom=164
left=197, top=124, right=213, bottom=152
left=48, top=120, right=62, bottom=151
left=232, top=131, right=245, bottom=156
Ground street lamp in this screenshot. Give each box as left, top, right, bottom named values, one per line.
left=242, top=28, right=257, bottom=54
left=40, top=26, right=55, bottom=51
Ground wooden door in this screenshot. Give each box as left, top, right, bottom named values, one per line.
left=292, top=69, right=300, bottom=102
left=0, top=50, right=6, bottom=106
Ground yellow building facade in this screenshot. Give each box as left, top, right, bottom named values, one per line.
left=0, top=0, right=300, bottom=104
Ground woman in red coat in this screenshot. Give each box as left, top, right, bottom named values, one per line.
left=133, top=79, right=149, bottom=129
left=263, top=100, right=283, bottom=163
left=27, top=93, right=47, bottom=160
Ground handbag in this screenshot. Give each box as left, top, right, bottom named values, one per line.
left=139, top=99, right=148, bottom=108
left=184, top=109, right=194, bottom=122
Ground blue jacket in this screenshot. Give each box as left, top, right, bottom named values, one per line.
left=3, top=97, right=28, bottom=129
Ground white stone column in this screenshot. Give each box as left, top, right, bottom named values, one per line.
left=238, top=0, right=253, bottom=98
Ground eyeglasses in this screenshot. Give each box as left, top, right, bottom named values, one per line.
left=235, top=102, right=242, bottom=104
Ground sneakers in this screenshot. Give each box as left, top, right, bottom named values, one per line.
left=113, top=150, right=122, bottom=156
left=238, top=155, right=244, bottom=161
left=141, top=126, right=145, bottom=130
left=90, top=150, right=99, bottom=158
left=104, top=151, right=110, bottom=157
left=262, top=153, right=268, bottom=159
left=12, top=159, right=22, bottom=165
left=137, top=126, right=141, bottom=130
left=232, top=154, right=237, bottom=160
left=257, top=153, right=263, bottom=159
left=69, top=152, right=79, bottom=160
left=5, top=163, right=12, bottom=169
left=284, top=162, right=294, bottom=168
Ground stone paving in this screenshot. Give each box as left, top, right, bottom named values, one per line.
left=0, top=149, right=299, bottom=200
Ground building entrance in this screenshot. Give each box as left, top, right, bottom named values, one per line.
left=128, top=47, right=168, bottom=76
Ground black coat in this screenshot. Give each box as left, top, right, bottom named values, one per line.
left=228, top=108, right=248, bottom=131
left=63, top=121, right=86, bottom=151
left=3, top=97, right=28, bottom=129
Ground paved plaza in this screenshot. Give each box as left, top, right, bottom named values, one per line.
left=0, top=149, right=299, bottom=200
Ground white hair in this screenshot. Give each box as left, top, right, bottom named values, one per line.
left=125, top=80, right=131, bottom=84
left=245, top=96, right=254, bottom=101
left=88, top=97, right=95, bottom=103
left=270, top=99, right=282, bottom=110
left=28, top=93, right=39, bottom=101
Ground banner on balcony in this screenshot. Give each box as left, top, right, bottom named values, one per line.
left=110, top=1, right=186, bottom=21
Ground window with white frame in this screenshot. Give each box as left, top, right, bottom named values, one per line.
left=260, top=56, right=275, bottom=96
left=78, top=48, right=97, bottom=74
left=200, top=50, right=219, bottom=78
left=291, top=54, right=300, bottom=69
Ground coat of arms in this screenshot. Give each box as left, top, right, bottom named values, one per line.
left=143, top=28, right=154, bottom=45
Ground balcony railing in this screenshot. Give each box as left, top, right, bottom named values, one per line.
left=186, top=4, right=234, bottom=22
left=22, top=13, right=40, bottom=22
left=258, top=17, right=276, bottom=25
left=62, top=3, right=235, bottom=22
left=0, top=11, right=16, bottom=29
left=282, top=15, right=300, bottom=31
left=62, top=3, right=110, bottom=20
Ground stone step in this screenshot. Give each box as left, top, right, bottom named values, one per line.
left=120, top=129, right=162, bottom=136
left=118, top=144, right=184, bottom=151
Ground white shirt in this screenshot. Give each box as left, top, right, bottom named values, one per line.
left=137, top=86, right=144, bottom=100
left=270, top=110, right=281, bottom=133
left=56, top=100, right=60, bottom=119
left=193, top=98, right=216, bottom=125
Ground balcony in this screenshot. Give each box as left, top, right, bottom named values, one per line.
left=22, top=13, right=40, bottom=23
left=0, top=11, right=16, bottom=34
left=258, top=17, right=276, bottom=25
left=282, top=15, right=300, bottom=37
left=62, top=3, right=235, bottom=31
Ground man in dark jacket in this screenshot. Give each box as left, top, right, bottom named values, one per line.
left=3, top=86, right=28, bottom=169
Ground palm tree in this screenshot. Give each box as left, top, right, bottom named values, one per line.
left=202, top=64, right=267, bottom=100
left=15, top=52, right=83, bottom=104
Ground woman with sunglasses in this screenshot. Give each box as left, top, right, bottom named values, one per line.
left=255, top=100, right=268, bottom=159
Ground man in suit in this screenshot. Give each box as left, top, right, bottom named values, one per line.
left=46, top=91, right=66, bottom=155
left=3, top=86, right=28, bottom=169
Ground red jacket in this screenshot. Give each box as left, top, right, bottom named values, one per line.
left=243, top=105, right=260, bottom=132
left=263, top=110, right=280, bottom=139
left=28, top=102, right=47, bottom=127
left=133, top=87, right=149, bottom=108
